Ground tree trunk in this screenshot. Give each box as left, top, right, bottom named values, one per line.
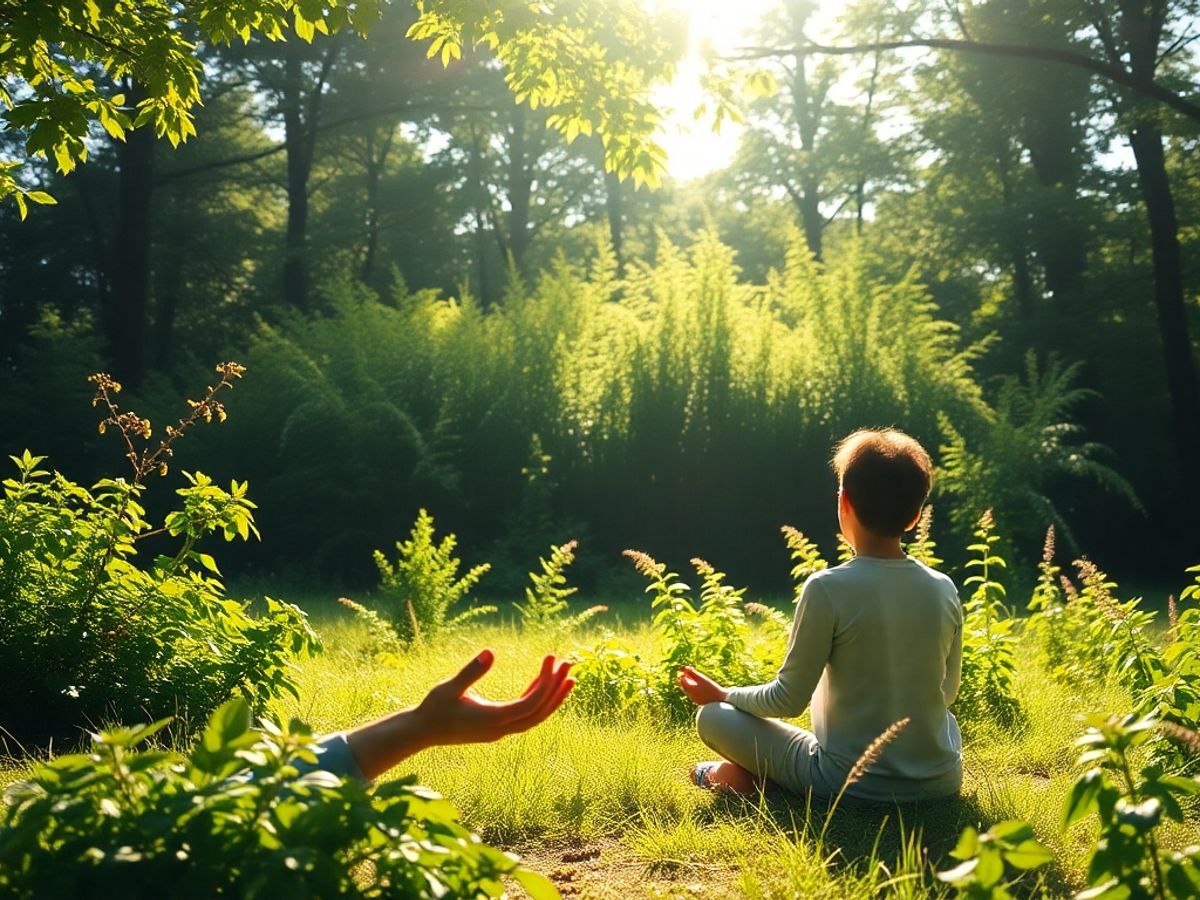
left=504, top=104, right=533, bottom=271
left=1127, top=122, right=1200, bottom=485
left=153, top=244, right=185, bottom=369
left=105, top=80, right=155, bottom=388
left=359, top=129, right=394, bottom=284
left=1024, top=114, right=1087, bottom=312
left=282, top=43, right=311, bottom=310
left=604, top=168, right=625, bottom=276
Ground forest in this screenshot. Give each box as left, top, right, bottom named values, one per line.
left=1, top=1, right=1199, bottom=898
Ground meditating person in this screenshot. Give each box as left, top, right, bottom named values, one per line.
left=678, top=428, right=963, bottom=802
left=305, top=650, right=574, bottom=781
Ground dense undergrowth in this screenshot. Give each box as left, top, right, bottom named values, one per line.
left=108, top=233, right=1134, bottom=586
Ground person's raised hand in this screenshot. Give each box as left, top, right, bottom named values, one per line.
left=678, top=665, right=728, bottom=706
left=346, top=650, right=575, bottom=780
left=415, top=649, right=574, bottom=745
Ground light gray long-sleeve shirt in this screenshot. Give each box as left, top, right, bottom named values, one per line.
left=726, top=556, right=962, bottom=797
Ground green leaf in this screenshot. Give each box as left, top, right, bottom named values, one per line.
left=1064, top=769, right=1102, bottom=829
left=513, top=868, right=561, bottom=900
left=201, top=698, right=252, bottom=752
left=1004, top=839, right=1053, bottom=870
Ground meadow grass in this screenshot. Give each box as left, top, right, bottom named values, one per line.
left=2, top=586, right=1194, bottom=898
left=260, top=588, right=1193, bottom=899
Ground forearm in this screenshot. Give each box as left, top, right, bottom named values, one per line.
left=725, top=679, right=809, bottom=719
left=342, top=707, right=435, bottom=781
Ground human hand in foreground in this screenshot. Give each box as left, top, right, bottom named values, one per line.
left=678, top=665, right=728, bottom=706
left=346, top=650, right=574, bottom=780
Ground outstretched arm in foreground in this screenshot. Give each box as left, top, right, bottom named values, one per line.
left=344, top=650, right=574, bottom=780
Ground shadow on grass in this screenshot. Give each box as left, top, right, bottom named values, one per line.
left=702, top=787, right=1070, bottom=897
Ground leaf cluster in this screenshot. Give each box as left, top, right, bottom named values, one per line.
left=0, top=698, right=557, bottom=899
left=0, top=371, right=318, bottom=747
left=371, top=507, right=494, bottom=643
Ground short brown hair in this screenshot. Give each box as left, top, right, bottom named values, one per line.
left=832, top=429, right=932, bottom=537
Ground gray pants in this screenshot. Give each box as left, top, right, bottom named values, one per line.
left=696, top=702, right=838, bottom=798
left=695, top=702, right=962, bottom=802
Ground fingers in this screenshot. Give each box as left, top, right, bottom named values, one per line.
left=517, top=654, right=558, bottom=701
left=504, top=670, right=575, bottom=734
left=442, top=648, right=496, bottom=696
left=498, top=658, right=572, bottom=725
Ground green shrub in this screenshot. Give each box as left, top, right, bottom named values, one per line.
left=372, top=508, right=495, bottom=642
left=954, top=510, right=1022, bottom=731
left=937, top=820, right=1052, bottom=898
left=1062, top=714, right=1200, bottom=898
left=937, top=352, right=1140, bottom=561
left=515, top=539, right=607, bottom=632
left=569, top=551, right=776, bottom=726
left=0, top=699, right=558, bottom=900
left=0, top=367, right=318, bottom=747
left=569, top=638, right=658, bottom=719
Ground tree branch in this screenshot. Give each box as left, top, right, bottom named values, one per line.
left=726, top=37, right=1200, bottom=123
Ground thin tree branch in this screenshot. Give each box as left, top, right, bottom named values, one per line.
left=726, top=37, right=1200, bottom=123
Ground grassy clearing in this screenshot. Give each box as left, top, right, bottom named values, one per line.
left=264, top=588, right=1192, bottom=898
left=3, top=586, right=1194, bottom=898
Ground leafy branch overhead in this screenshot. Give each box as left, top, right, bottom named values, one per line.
left=0, top=0, right=679, bottom=212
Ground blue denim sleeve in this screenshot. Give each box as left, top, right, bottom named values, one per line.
left=295, top=733, right=368, bottom=785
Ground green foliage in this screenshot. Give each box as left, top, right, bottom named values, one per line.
left=176, top=231, right=997, bottom=586
left=569, top=551, right=775, bottom=726
left=568, top=638, right=658, bottom=719
left=1024, top=526, right=1084, bottom=681
left=0, top=0, right=386, bottom=207
left=407, top=0, right=680, bottom=186
left=781, top=525, right=828, bottom=595
left=3, top=0, right=679, bottom=210
left=937, top=820, right=1052, bottom=899
left=906, top=505, right=944, bottom=568
left=0, top=369, right=318, bottom=746
left=1062, top=714, right=1200, bottom=899
left=336, top=596, right=402, bottom=663
left=0, top=699, right=558, bottom=900
left=937, top=353, right=1141, bottom=559
left=516, top=539, right=607, bottom=632
left=956, top=510, right=1022, bottom=731
left=372, top=508, right=495, bottom=643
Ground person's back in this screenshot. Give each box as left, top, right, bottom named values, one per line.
left=678, top=427, right=964, bottom=802
left=805, top=557, right=961, bottom=800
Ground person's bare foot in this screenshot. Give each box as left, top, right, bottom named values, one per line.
left=690, top=760, right=759, bottom=794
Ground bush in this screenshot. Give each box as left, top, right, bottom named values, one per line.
left=571, top=551, right=778, bottom=725
left=515, top=539, right=607, bottom=632
left=372, top=508, right=495, bottom=643
left=0, top=367, right=318, bottom=747
left=0, top=699, right=558, bottom=899
left=955, top=510, right=1022, bottom=732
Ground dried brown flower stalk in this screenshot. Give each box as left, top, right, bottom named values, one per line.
left=1042, top=525, right=1056, bottom=566
left=90, top=361, right=245, bottom=483
left=1159, top=721, right=1200, bottom=755
left=845, top=717, right=911, bottom=786
left=623, top=549, right=663, bottom=579
left=1060, top=575, right=1080, bottom=603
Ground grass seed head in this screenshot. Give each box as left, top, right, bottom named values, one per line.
left=845, top=717, right=911, bottom=786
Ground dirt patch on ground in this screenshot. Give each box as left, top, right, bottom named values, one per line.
left=506, top=839, right=737, bottom=899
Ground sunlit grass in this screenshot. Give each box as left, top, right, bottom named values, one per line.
left=2, top=591, right=1192, bottom=898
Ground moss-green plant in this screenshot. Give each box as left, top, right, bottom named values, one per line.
left=372, top=508, right=495, bottom=643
